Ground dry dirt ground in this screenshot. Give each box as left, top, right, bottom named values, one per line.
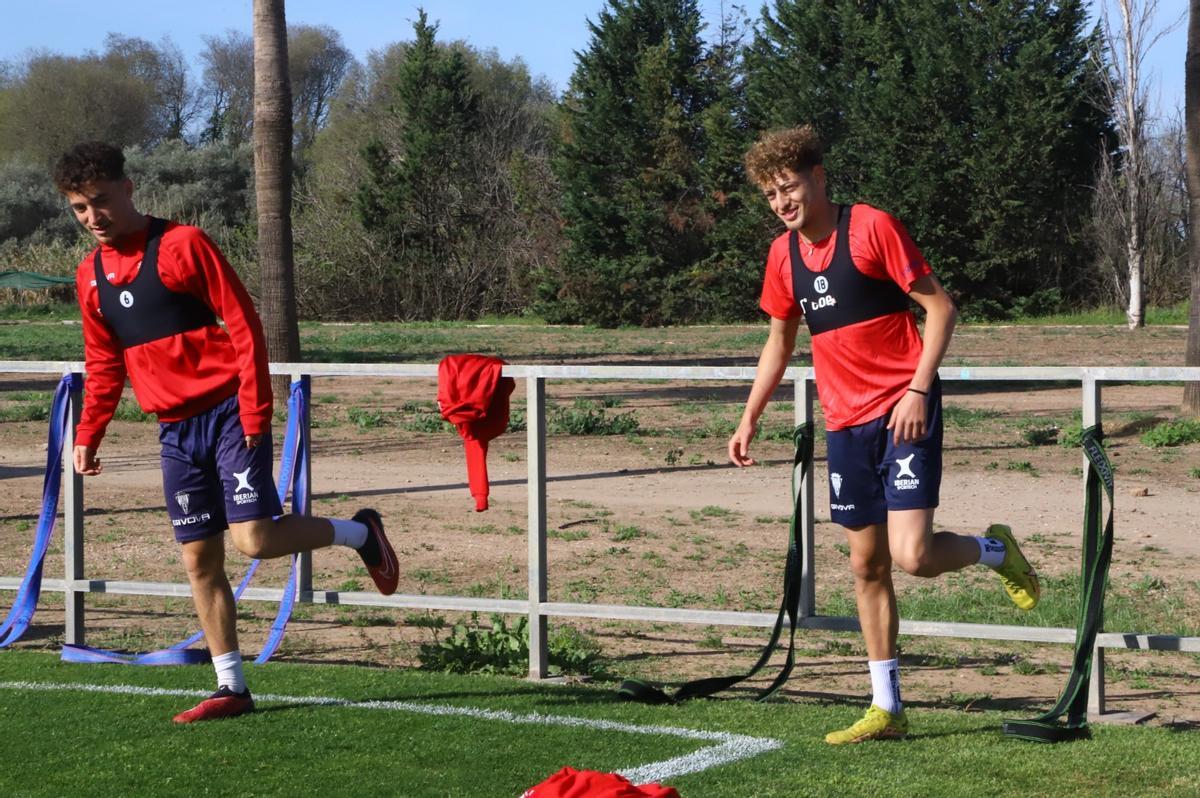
left=1, top=324, right=1198, bottom=729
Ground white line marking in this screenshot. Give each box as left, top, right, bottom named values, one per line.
left=0, top=681, right=781, bottom=782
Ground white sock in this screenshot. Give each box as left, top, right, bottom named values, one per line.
left=212, top=650, right=246, bottom=694
left=331, top=518, right=368, bottom=549
left=976, top=535, right=1006, bottom=569
left=868, top=658, right=902, bottom=715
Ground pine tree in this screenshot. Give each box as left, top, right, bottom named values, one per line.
left=743, top=0, right=1111, bottom=317
left=356, top=11, right=481, bottom=318
left=542, top=0, right=712, bottom=326
left=688, top=5, right=773, bottom=321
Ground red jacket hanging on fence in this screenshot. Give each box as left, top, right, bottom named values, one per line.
left=437, top=354, right=515, bottom=511
left=522, top=767, right=680, bottom=798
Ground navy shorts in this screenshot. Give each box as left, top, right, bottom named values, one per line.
left=160, top=394, right=283, bottom=543
left=825, top=379, right=943, bottom=527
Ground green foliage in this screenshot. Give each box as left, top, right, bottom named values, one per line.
left=0, top=161, right=79, bottom=243
left=942, top=405, right=1001, bottom=427
left=112, top=398, right=154, bottom=422
left=1005, top=460, right=1038, bottom=477
left=548, top=399, right=639, bottom=436
left=1021, top=425, right=1059, bottom=447
left=744, top=0, right=1110, bottom=318
left=1140, top=419, right=1200, bottom=448
left=543, top=0, right=741, bottom=325
left=326, top=12, right=559, bottom=321
left=125, top=140, right=254, bottom=231
left=0, top=36, right=187, bottom=166
left=346, top=407, right=387, bottom=429
left=1059, top=423, right=1084, bottom=449
left=611, top=525, right=646, bottom=541
left=417, top=614, right=599, bottom=676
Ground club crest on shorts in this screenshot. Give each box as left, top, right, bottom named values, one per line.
left=830, top=472, right=843, bottom=499
left=174, top=491, right=190, bottom=515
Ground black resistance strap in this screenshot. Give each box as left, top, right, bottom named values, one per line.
left=1003, top=425, right=1115, bottom=742
left=617, top=423, right=814, bottom=704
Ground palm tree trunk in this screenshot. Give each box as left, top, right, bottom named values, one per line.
left=1185, top=1, right=1200, bottom=413
left=253, top=0, right=300, bottom=397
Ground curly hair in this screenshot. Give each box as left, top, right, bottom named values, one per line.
left=53, top=141, right=126, bottom=194
left=744, top=125, right=824, bottom=186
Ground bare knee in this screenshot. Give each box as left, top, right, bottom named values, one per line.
left=228, top=518, right=275, bottom=559
left=181, top=538, right=225, bottom=584
left=849, top=551, right=890, bottom=583
left=892, top=545, right=940, bottom=577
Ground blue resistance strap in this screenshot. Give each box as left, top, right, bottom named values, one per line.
left=0, top=373, right=79, bottom=648
left=8, top=378, right=312, bottom=665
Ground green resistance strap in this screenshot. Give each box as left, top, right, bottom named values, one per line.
left=618, top=423, right=814, bottom=705
left=1003, top=425, right=1114, bottom=743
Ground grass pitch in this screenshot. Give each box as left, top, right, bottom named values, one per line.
left=0, top=652, right=1196, bottom=797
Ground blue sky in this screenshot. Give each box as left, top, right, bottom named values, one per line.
left=1, top=0, right=1189, bottom=115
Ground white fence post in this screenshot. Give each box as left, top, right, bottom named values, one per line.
left=795, top=375, right=816, bottom=618
left=295, top=372, right=313, bottom=598
left=62, top=372, right=85, bottom=644
left=526, top=375, right=549, bottom=678
left=1083, top=377, right=1105, bottom=717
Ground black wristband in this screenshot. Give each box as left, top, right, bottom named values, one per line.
left=907, top=387, right=928, bottom=396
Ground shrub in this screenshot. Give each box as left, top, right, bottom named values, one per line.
left=549, top=399, right=639, bottom=436
left=417, top=613, right=600, bottom=676
left=1141, top=419, right=1200, bottom=448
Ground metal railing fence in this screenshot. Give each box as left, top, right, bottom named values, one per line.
left=3, top=361, right=1199, bottom=718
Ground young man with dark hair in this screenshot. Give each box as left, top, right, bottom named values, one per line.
left=55, top=141, right=401, bottom=723
left=729, top=126, right=1039, bottom=743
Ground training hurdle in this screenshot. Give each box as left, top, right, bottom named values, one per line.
left=2, top=360, right=1199, bottom=720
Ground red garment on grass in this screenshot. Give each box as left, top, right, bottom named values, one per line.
left=758, top=203, right=932, bottom=431
left=74, top=218, right=271, bottom=449
left=437, top=354, right=515, bottom=511
left=522, top=767, right=680, bottom=798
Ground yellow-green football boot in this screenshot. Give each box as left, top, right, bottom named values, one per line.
left=988, top=523, right=1039, bottom=610
left=824, top=705, right=909, bottom=744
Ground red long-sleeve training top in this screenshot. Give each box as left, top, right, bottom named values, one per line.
left=73, top=218, right=272, bottom=450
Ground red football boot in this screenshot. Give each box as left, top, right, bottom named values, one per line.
left=172, top=686, right=255, bottom=724
left=353, top=508, right=399, bottom=596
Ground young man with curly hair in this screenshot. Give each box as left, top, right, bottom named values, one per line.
left=54, top=141, right=400, bottom=723
left=729, top=125, right=1039, bottom=743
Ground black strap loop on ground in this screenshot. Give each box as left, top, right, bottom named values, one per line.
left=1002, top=425, right=1114, bottom=743
left=618, top=423, right=813, bottom=705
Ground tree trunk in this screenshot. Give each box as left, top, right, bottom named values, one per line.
left=1184, top=0, right=1200, bottom=413
left=253, top=0, right=300, bottom=398
left=1122, top=0, right=1146, bottom=328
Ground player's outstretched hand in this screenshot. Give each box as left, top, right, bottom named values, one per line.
left=73, top=445, right=102, bottom=475
left=728, top=422, right=757, bottom=467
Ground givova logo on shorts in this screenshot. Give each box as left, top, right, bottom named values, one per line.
left=172, top=491, right=212, bottom=526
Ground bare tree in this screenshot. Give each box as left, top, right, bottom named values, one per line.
left=155, top=38, right=201, bottom=141
left=200, top=30, right=255, bottom=146
left=1096, top=0, right=1184, bottom=327
left=288, top=25, right=353, bottom=153
left=1185, top=0, right=1200, bottom=413
left=253, top=0, right=300, bottom=379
